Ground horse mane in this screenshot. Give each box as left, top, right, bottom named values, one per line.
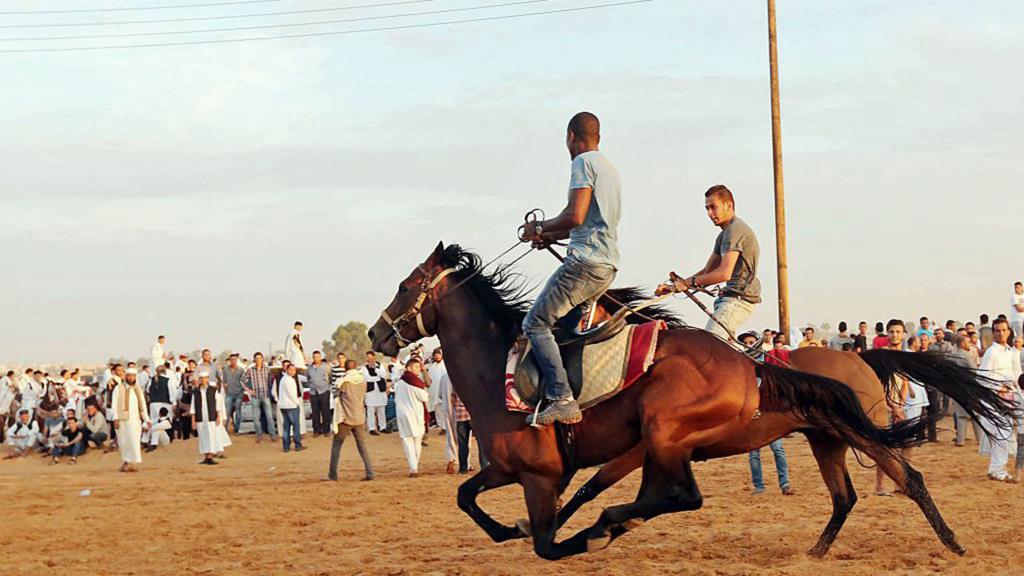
left=600, top=287, right=688, bottom=329
left=439, top=244, right=532, bottom=335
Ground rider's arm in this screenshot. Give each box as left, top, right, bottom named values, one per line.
left=533, top=188, right=593, bottom=237
left=692, top=250, right=740, bottom=287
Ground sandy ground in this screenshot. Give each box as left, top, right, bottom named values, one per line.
left=2, top=417, right=1022, bottom=576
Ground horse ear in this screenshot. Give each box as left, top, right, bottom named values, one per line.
left=428, top=241, right=445, bottom=263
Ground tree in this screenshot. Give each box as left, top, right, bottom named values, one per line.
left=322, top=321, right=372, bottom=360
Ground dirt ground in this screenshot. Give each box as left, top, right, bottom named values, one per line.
left=2, top=417, right=1022, bottom=576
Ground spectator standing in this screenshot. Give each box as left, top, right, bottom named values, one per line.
left=325, top=360, right=374, bottom=482
left=192, top=373, right=223, bottom=465
left=363, top=352, right=389, bottom=435
left=242, top=352, right=276, bottom=443
left=276, top=364, right=305, bottom=453
left=150, top=335, right=167, bottom=370
left=1011, top=281, right=1024, bottom=339
left=798, top=327, right=820, bottom=349
left=852, top=321, right=869, bottom=353
left=876, top=319, right=910, bottom=496
left=221, top=354, right=245, bottom=435
left=765, top=335, right=790, bottom=366
left=979, top=314, right=994, bottom=352
left=871, top=322, right=889, bottom=350
left=828, top=322, right=854, bottom=351
left=306, top=351, right=332, bottom=437
left=448, top=378, right=486, bottom=474
left=916, top=317, right=934, bottom=338
left=395, top=358, right=430, bottom=477
left=111, top=367, right=150, bottom=473
left=147, top=365, right=177, bottom=442
left=978, top=319, right=1021, bottom=482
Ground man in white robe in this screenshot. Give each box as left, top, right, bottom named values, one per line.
left=362, top=351, right=389, bottom=435
left=4, top=409, right=39, bottom=458
left=979, top=318, right=1022, bottom=482
left=395, top=358, right=430, bottom=477
left=151, top=335, right=167, bottom=371
left=110, top=367, right=150, bottom=472
left=437, top=372, right=459, bottom=474
left=192, top=373, right=223, bottom=465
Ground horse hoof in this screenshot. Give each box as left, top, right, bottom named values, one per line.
left=807, top=546, right=828, bottom=558
left=586, top=532, right=611, bottom=553
left=620, top=518, right=645, bottom=532
left=951, top=544, right=966, bottom=556
left=515, top=518, right=532, bottom=538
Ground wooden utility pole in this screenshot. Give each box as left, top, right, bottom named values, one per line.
left=767, top=0, right=790, bottom=341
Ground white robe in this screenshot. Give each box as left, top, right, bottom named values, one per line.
left=362, top=364, right=388, bottom=408
left=195, top=386, right=224, bottom=455
left=215, top=389, right=232, bottom=450
left=427, top=361, right=447, bottom=417
left=285, top=329, right=306, bottom=368
left=395, top=380, right=429, bottom=439
left=112, top=384, right=147, bottom=464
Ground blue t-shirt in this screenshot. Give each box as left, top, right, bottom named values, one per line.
left=567, top=151, right=621, bottom=268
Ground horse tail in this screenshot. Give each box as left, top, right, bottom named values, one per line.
left=758, top=363, right=926, bottom=451
left=859, top=349, right=1015, bottom=440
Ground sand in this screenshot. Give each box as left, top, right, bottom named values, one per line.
left=2, top=417, right=1022, bottom=576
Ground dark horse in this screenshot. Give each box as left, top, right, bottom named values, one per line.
left=368, top=243, right=1009, bottom=560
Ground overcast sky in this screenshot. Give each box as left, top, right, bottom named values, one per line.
left=1, top=0, right=1021, bottom=365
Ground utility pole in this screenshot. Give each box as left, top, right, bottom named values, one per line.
left=767, top=0, right=790, bottom=341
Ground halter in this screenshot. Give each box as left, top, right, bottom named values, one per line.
left=379, top=265, right=457, bottom=348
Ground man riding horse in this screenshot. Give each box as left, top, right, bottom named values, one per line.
left=656, top=184, right=761, bottom=345
left=519, top=111, right=621, bottom=426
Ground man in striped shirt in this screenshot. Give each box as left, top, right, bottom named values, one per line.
left=329, top=353, right=347, bottom=397
left=242, top=352, right=276, bottom=443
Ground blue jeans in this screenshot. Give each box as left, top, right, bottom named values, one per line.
left=281, top=408, right=302, bottom=451
left=250, top=397, right=276, bottom=439
left=52, top=441, right=85, bottom=458
left=522, top=256, right=616, bottom=401
left=749, top=439, right=789, bottom=491
left=225, top=393, right=244, bottom=433
left=706, top=296, right=755, bottom=346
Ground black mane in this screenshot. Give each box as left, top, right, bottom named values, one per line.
left=440, top=244, right=532, bottom=334
left=439, top=244, right=686, bottom=334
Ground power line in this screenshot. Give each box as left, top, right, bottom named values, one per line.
left=0, top=0, right=655, bottom=53
left=3, top=0, right=557, bottom=41
left=0, top=0, right=435, bottom=29
left=0, top=0, right=281, bottom=15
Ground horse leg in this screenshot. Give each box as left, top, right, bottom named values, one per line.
left=554, top=444, right=645, bottom=531
left=573, top=455, right=703, bottom=553
left=803, top=432, right=857, bottom=558
left=861, top=444, right=965, bottom=555
left=456, top=466, right=529, bottom=542
left=521, top=472, right=589, bottom=560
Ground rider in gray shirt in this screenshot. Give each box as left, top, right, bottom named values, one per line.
left=659, top=185, right=760, bottom=345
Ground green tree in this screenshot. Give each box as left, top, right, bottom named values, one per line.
left=322, top=321, right=372, bottom=360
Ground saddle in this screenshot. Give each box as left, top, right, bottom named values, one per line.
left=507, top=319, right=666, bottom=413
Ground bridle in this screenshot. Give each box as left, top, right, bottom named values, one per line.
left=379, top=264, right=457, bottom=348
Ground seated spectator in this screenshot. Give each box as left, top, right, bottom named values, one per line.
left=5, top=410, right=40, bottom=459
left=766, top=335, right=790, bottom=366
left=84, top=403, right=110, bottom=451
left=52, top=416, right=86, bottom=464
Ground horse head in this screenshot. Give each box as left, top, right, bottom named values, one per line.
left=368, top=241, right=455, bottom=357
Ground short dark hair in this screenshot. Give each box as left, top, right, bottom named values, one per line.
left=919, top=316, right=928, bottom=323
left=704, top=184, right=734, bottom=206
left=294, top=321, right=303, bottom=327
left=993, top=317, right=1010, bottom=329
left=158, top=335, right=165, bottom=340
left=254, top=352, right=263, bottom=358
left=405, top=357, right=422, bottom=369
left=886, top=318, right=904, bottom=331
left=980, top=314, right=990, bottom=323
left=874, top=322, right=884, bottom=333
left=1015, top=281, right=1022, bottom=287
left=945, top=320, right=956, bottom=328
left=838, top=321, right=848, bottom=332
left=567, top=111, right=600, bottom=142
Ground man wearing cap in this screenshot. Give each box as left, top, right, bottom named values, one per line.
left=362, top=351, right=389, bottom=435
left=192, top=372, right=223, bottom=465
left=111, top=366, right=150, bottom=472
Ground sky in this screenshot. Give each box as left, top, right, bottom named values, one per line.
left=1, top=0, right=1022, bottom=365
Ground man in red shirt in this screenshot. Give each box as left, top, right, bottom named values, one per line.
left=766, top=334, right=790, bottom=366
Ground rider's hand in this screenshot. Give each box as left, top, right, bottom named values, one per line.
left=668, top=271, right=691, bottom=292
left=521, top=221, right=540, bottom=241
left=531, top=237, right=551, bottom=250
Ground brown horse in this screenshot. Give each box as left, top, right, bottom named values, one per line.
left=368, top=243, right=1011, bottom=560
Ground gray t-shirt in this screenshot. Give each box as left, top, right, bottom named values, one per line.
left=221, top=366, right=245, bottom=395
left=713, top=216, right=761, bottom=303
left=567, top=151, right=621, bottom=268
